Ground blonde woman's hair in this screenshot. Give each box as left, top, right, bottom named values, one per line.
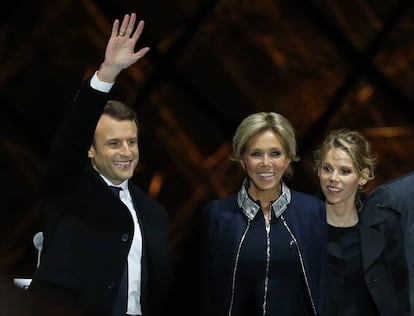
left=232, top=112, right=299, bottom=178
left=313, top=128, right=376, bottom=181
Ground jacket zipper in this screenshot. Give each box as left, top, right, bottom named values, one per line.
left=281, top=214, right=317, bottom=315
left=262, top=220, right=271, bottom=316
left=228, top=214, right=317, bottom=316
left=228, top=214, right=271, bottom=316
left=228, top=219, right=251, bottom=316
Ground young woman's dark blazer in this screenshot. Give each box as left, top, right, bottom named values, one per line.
left=328, top=203, right=410, bottom=315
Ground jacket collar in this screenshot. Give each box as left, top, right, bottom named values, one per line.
left=359, top=207, right=386, bottom=271
left=237, top=178, right=291, bottom=220
left=99, top=173, right=129, bottom=191
left=360, top=224, right=385, bottom=272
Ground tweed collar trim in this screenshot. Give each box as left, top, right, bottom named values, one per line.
left=237, top=178, right=291, bottom=220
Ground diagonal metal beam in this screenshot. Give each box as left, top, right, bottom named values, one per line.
left=292, top=0, right=414, bottom=153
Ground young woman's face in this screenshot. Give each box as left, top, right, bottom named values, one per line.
left=241, top=130, right=290, bottom=199
left=318, top=147, right=366, bottom=208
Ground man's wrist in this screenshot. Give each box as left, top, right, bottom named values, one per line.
left=90, top=71, right=114, bottom=93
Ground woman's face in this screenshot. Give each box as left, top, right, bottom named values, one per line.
left=318, top=147, right=366, bottom=208
left=241, top=130, right=291, bottom=199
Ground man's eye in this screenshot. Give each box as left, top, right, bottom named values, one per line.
left=108, top=141, right=120, bottom=147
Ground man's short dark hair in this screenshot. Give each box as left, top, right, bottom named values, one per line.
left=103, top=100, right=139, bottom=128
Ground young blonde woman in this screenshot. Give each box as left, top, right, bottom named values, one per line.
left=314, top=129, right=409, bottom=316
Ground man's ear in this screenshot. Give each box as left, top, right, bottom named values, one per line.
left=88, top=145, right=95, bottom=158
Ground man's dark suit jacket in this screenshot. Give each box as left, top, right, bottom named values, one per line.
left=362, top=171, right=414, bottom=314
left=30, top=80, right=172, bottom=316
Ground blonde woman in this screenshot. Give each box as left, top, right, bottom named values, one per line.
left=201, top=112, right=327, bottom=316
left=314, top=129, right=409, bottom=315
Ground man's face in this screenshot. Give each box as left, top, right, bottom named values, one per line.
left=88, top=114, right=139, bottom=185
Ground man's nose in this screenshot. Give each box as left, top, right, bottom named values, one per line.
left=120, top=142, right=132, bottom=155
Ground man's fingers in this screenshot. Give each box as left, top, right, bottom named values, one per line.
left=135, top=47, right=150, bottom=59
left=118, top=14, right=131, bottom=36
left=132, top=20, right=145, bottom=41
left=111, top=19, right=120, bottom=38
left=125, top=13, right=137, bottom=37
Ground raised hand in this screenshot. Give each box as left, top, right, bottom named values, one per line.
left=98, top=13, right=150, bottom=83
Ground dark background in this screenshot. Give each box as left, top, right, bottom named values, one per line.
left=1, top=0, right=414, bottom=314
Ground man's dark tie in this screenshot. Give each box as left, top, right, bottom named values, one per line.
left=109, top=186, right=122, bottom=199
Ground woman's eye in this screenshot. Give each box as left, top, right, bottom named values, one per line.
left=271, top=151, right=282, bottom=157
left=322, top=165, right=332, bottom=172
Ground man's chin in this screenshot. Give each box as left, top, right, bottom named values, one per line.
left=116, top=172, right=134, bottom=181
